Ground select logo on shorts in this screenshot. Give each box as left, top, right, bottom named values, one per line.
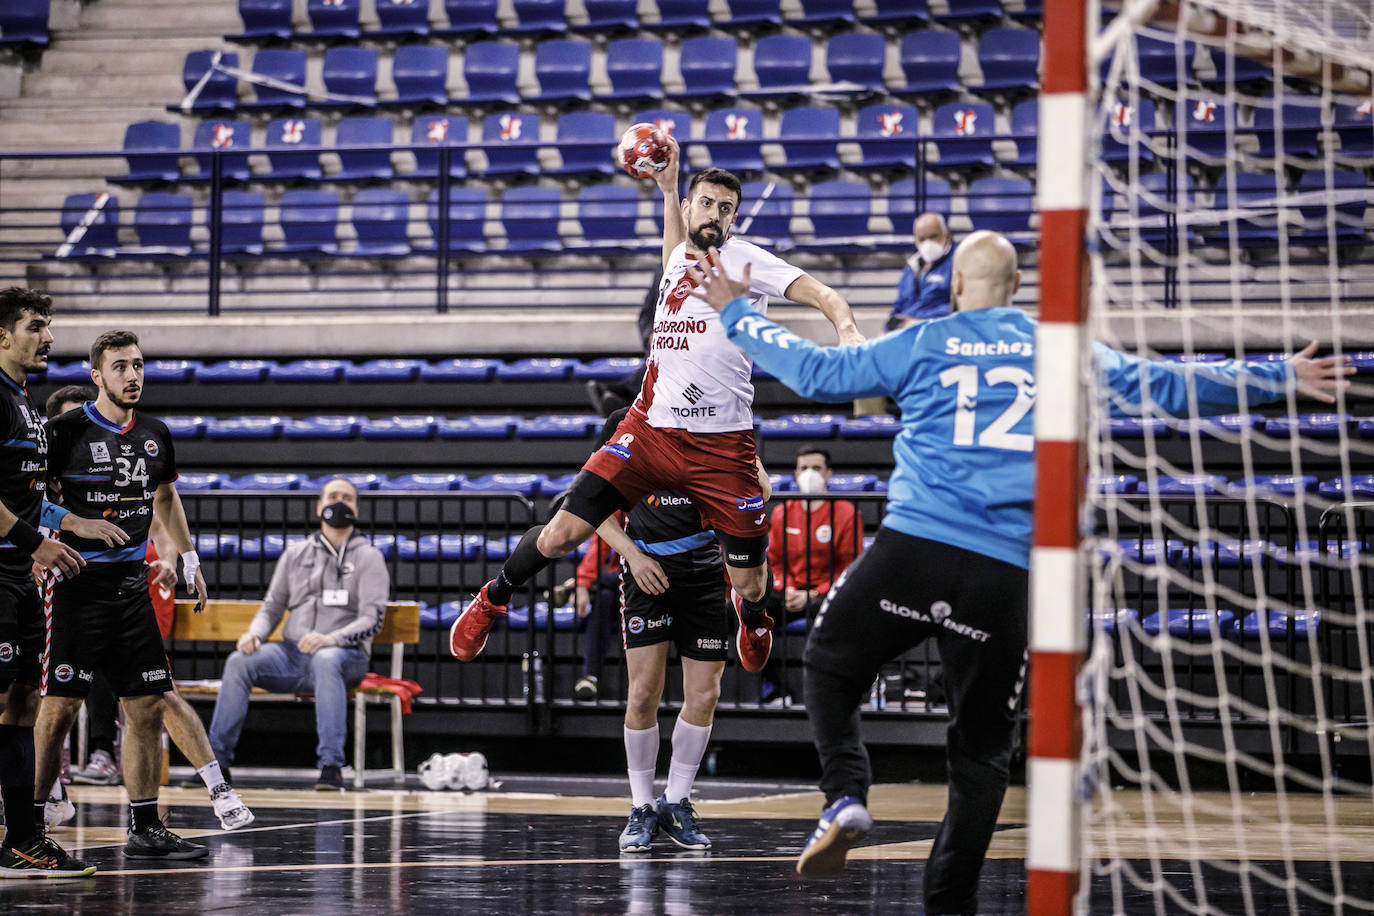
left=89, top=441, right=110, bottom=463
left=736, top=494, right=765, bottom=512
left=627, top=616, right=646, bottom=635
left=0, top=642, right=14, bottom=663
left=143, top=439, right=160, bottom=457
left=141, top=668, right=168, bottom=682
left=54, top=664, right=74, bottom=683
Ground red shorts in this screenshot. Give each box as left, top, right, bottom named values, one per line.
left=582, top=410, right=767, bottom=539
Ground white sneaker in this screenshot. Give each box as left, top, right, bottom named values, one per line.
left=44, top=793, right=76, bottom=829
left=71, top=748, right=121, bottom=786
left=210, top=784, right=255, bottom=830
left=449, top=752, right=489, bottom=791
left=418, top=752, right=455, bottom=791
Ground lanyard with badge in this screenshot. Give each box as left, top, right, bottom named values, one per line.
left=317, top=533, right=351, bottom=607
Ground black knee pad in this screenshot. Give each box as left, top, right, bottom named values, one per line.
left=719, top=531, right=768, bottom=568
left=561, top=470, right=631, bottom=528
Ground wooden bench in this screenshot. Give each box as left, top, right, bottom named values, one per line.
left=170, top=598, right=421, bottom=789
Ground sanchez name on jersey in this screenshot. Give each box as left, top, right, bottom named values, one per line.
left=46, top=404, right=178, bottom=562
left=0, top=372, right=48, bottom=582
left=635, top=237, right=803, bottom=433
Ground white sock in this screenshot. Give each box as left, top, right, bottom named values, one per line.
left=198, top=760, right=227, bottom=793
left=664, top=718, right=712, bottom=804
left=46, top=777, right=63, bottom=802
left=623, top=724, right=659, bottom=809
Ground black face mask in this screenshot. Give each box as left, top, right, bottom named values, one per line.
left=320, top=502, right=357, bottom=530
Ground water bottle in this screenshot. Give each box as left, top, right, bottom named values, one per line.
left=522, top=651, right=546, bottom=703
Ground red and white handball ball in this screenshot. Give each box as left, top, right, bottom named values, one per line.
left=618, top=122, right=671, bottom=179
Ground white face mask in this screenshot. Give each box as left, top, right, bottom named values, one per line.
left=795, top=468, right=827, bottom=495
left=917, top=239, right=947, bottom=264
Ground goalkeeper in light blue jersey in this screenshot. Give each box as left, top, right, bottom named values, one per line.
left=688, top=232, right=1352, bottom=914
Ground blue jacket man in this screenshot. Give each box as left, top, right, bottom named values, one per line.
left=887, top=213, right=954, bottom=329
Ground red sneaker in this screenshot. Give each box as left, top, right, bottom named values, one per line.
left=732, top=591, right=774, bottom=673
left=449, top=583, right=507, bottom=661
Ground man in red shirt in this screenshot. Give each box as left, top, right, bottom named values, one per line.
left=761, top=446, right=862, bottom=704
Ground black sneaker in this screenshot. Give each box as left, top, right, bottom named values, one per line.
left=123, top=823, right=209, bottom=860
left=0, top=834, right=97, bottom=877
left=315, top=765, right=346, bottom=791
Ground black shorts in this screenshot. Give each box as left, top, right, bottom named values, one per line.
left=0, top=577, right=44, bottom=691
left=45, top=563, right=173, bottom=699
left=621, top=564, right=730, bottom=662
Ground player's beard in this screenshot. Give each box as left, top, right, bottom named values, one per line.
left=101, top=382, right=140, bottom=410
left=688, top=222, right=723, bottom=252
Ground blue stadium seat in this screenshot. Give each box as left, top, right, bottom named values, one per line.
left=806, top=181, right=870, bottom=242
left=191, top=120, right=253, bottom=183
left=281, top=416, right=361, bottom=438
left=675, top=36, right=737, bottom=102
left=197, top=360, right=269, bottom=383
left=0, top=0, right=47, bottom=46
left=359, top=416, right=435, bottom=439
left=1100, top=99, right=1156, bottom=165
left=827, top=473, right=878, bottom=492
left=1114, top=539, right=1181, bottom=565
left=439, top=0, right=499, bottom=36
left=1086, top=608, right=1136, bottom=636
left=554, top=111, right=616, bottom=177
left=198, top=533, right=241, bottom=558
left=516, top=415, right=600, bottom=438
left=531, top=39, right=592, bottom=104
left=1107, top=417, right=1174, bottom=439
left=704, top=107, right=765, bottom=173
left=180, top=474, right=225, bottom=492
left=776, top=106, right=841, bottom=174
left=118, top=121, right=181, bottom=185
left=1140, top=608, right=1237, bottom=638
left=736, top=179, right=793, bottom=246
left=221, top=191, right=265, bottom=256
left=390, top=45, right=448, bottom=107
left=1201, top=46, right=1272, bottom=90
left=230, top=0, right=292, bottom=41
left=500, top=186, right=562, bottom=253
left=421, top=187, right=487, bottom=253
left=935, top=0, right=1001, bottom=23
left=1004, top=99, right=1038, bottom=168
left=1293, top=169, right=1367, bottom=246
left=540, top=472, right=580, bottom=496
left=1175, top=413, right=1261, bottom=438
left=742, top=34, right=811, bottom=102
left=1135, top=35, right=1195, bottom=88
left=605, top=38, right=665, bottom=103
left=409, top=115, right=467, bottom=179
left=722, top=0, right=782, bottom=28
left=631, top=108, right=691, bottom=142
left=245, top=50, right=307, bottom=111
left=351, top=189, right=412, bottom=257
left=505, top=603, right=579, bottom=632
left=577, top=0, right=638, bottom=32
left=264, top=117, right=323, bottom=181
left=481, top=112, right=541, bottom=177
left=420, top=358, right=499, bottom=381
left=421, top=603, right=462, bottom=629
left=897, top=31, right=961, bottom=98
left=321, top=46, right=378, bottom=108
left=1319, top=475, right=1374, bottom=500
left=373, top=0, right=431, bottom=38
left=887, top=172, right=944, bottom=228
left=1333, top=101, right=1373, bottom=159
left=759, top=415, right=839, bottom=439
left=240, top=535, right=307, bottom=560
left=769, top=474, right=795, bottom=492
left=144, top=360, right=197, bottom=383
left=379, top=473, right=464, bottom=491
left=837, top=415, right=900, bottom=438
left=512, top=0, right=567, bottom=34
left=930, top=102, right=996, bottom=171
left=792, top=0, right=856, bottom=28
left=826, top=32, right=886, bottom=96
left=653, top=0, right=711, bottom=31
left=364, top=534, right=396, bottom=558
left=466, top=473, right=546, bottom=497
left=866, top=0, right=928, bottom=26
left=1236, top=611, right=1320, bottom=640
left=333, top=117, right=395, bottom=181
left=497, top=358, right=577, bottom=380
left=414, top=535, right=484, bottom=560
left=463, top=42, right=521, bottom=106
left=162, top=417, right=206, bottom=439
left=1251, top=101, right=1323, bottom=159
left=854, top=103, right=918, bottom=172
left=1092, top=475, right=1138, bottom=494
left=575, top=357, right=643, bottom=380
left=1110, top=172, right=1193, bottom=247
left=306, top=0, right=360, bottom=38
left=1203, top=173, right=1281, bottom=249
left=1153, top=475, right=1227, bottom=495
left=270, top=359, right=345, bottom=382
left=575, top=184, right=642, bottom=246
left=57, top=194, right=120, bottom=258
left=206, top=417, right=284, bottom=440
left=343, top=359, right=422, bottom=382
left=1175, top=93, right=1235, bottom=160
left=180, top=51, right=239, bottom=113
left=129, top=193, right=193, bottom=257
left=43, top=362, right=91, bottom=384
left=435, top=415, right=518, bottom=439
left=1265, top=414, right=1353, bottom=439
left=276, top=190, right=339, bottom=255
left=1228, top=475, right=1318, bottom=498
left=967, top=176, right=1033, bottom=236
left=977, top=28, right=1040, bottom=93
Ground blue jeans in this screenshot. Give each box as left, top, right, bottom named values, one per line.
left=208, top=642, right=370, bottom=769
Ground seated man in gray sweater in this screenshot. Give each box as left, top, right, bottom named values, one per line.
left=208, top=478, right=389, bottom=790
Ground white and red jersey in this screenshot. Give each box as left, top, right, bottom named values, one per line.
left=635, top=236, right=804, bottom=433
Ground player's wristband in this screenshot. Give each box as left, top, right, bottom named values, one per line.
left=180, top=550, right=201, bottom=581
left=7, top=518, right=44, bottom=555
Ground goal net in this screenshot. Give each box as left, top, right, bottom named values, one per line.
left=1075, top=0, right=1374, bottom=913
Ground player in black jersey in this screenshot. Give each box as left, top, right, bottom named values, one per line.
left=0, top=288, right=125, bottom=879
left=583, top=409, right=772, bottom=854
left=38, top=329, right=212, bottom=861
